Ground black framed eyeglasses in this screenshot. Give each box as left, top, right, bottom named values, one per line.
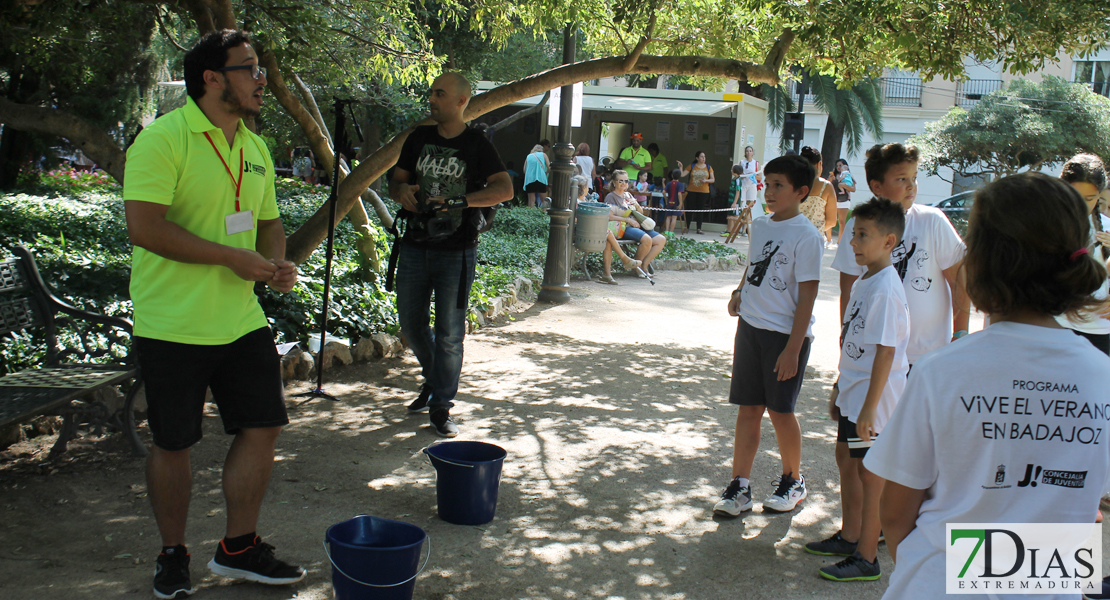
left=217, top=64, right=266, bottom=80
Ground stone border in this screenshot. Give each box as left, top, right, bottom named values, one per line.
left=650, top=254, right=747, bottom=272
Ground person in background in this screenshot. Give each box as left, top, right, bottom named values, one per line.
left=676, top=151, right=714, bottom=235
left=832, top=159, right=855, bottom=240
left=615, top=133, right=652, bottom=182
left=523, top=143, right=548, bottom=209
left=648, top=143, right=669, bottom=189
left=633, top=170, right=651, bottom=206
left=1057, top=153, right=1110, bottom=355
left=739, top=146, right=764, bottom=223
left=575, top=143, right=596, bottom=192
left=604, top=169, right=667, bottom=276
left=573, top=174, right=641, bottom=284
left=798, top=146, right=837, bottom=246
left=662, top=168, right=685, bottom=234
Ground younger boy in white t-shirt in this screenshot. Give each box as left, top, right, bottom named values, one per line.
left=825, top=143, right=968, bottom=559
left=807, top=197, right=910, bottom=581
left=714, top=155, right=824, bottom=516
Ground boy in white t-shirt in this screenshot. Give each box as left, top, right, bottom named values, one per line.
left=806, top=197, right=910, bottom=581
left=714, top=155, right=825, bottom=516
left=865, top=173, right=1110, bottom=600
left=826, top=143, right=969, bottom=561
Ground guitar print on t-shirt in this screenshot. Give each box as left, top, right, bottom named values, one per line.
left=746, top=240, right=782, bottom=288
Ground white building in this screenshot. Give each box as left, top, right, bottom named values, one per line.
left=762, top=49, right=1110, bottom=206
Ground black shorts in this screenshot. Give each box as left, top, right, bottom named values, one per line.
left=837, top=414, right=877, bottom=458
left=134, top=327, right=288, bottom=451
left=525, top=181, right=547, bottom=193
left=729, top=317, right=812, bottom=413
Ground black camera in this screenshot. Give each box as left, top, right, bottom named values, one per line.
left=413, top=194, right=469, bottom=241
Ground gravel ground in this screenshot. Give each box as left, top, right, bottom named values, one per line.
left=0, top=235, right=996, bottom=600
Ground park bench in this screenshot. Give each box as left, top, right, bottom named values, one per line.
left=0, top=246, right=146, bottom=457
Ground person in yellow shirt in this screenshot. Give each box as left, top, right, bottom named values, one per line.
left=123, top=29, right=303, bottom=599
left=616, top=132, right=652, bottom=182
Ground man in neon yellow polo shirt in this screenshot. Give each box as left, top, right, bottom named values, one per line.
left=616, top=132, right=652, bottom=182
left=123, top=30, right=303, bottom=599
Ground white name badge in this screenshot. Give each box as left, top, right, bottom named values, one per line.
left=225, top=210, right=254, bottom=236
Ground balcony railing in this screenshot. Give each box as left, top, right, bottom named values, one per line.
left=955, top=79, right=1002, bottom=108
left=783, top=79, right=816, bottom=106
left=1074, top=80, right=1110, bottom=97
left=880, top=77, right=923, bottom=107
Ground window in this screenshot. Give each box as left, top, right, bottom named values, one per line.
left=1074, top=61, right=1110, bottom=97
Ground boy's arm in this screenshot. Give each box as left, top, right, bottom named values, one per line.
left=774, top=280, right=819, bottom=381
left=880, top=481, right=927, bottom=563
left=727, top=266, right=750, bottom=316
left=943, top=261, right=970, bottom=336
left=855, top=344, right=894, bottom=441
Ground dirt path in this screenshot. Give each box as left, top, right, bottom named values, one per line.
left=1, top=238, right=989, bottom=600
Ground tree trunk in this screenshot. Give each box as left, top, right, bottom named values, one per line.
left=285, top=53, right=783, bottom=263
left=0, top=97, right=126, bottom=183
left=820, top=117, right=845, bottom=180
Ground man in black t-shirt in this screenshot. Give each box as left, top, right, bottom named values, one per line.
left=389, top=72, right=513, bottom=437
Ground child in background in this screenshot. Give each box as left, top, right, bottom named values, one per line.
left=866, top=173, right=1110, bottom=599
left=663, top=169, right=686, bottom=234
left=807, top=198, right=910, bottom=582
left=714, top=155, right=824, bottom=516
left=633, top=170, right=651, bottom=207
left=725, top=164, right=746, bottom=241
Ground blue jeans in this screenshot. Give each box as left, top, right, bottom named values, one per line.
left=395, top=243, right=476, bottom=411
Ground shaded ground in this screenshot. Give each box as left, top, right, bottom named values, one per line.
left=0, top=235, right=997, bottom=599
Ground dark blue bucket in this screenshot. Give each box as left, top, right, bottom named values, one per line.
left=423, top=441, right=507, bottom=525
left=324, top=515, right=429, bottom=600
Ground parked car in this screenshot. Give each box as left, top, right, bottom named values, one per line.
left=934, top=190, right=976, bottom=237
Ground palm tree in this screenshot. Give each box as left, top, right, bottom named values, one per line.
left=762, top=73, right=883, bottom=174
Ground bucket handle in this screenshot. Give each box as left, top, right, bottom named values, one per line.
left=422, top=444, right=475, bottom=469
left=323, top=533, right=431, bottom=588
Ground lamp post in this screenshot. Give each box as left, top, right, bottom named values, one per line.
left=537, top=24, right=577, bottom=304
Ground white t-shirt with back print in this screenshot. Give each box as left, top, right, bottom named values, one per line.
left=864, top=322, right=1110, bottom=600
left=1054, top=217, right=1110, bottom=335
left=740, top=213, right=825, bottom=338
left=833, top=203, right=965, bottom=363
left=836, top=265, right=910, bottom=430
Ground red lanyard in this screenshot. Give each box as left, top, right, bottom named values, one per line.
left=203, top=132, right=244, bottom=212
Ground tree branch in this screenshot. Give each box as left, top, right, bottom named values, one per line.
left=0, top=97, right=125, bottom=183
left=286, top=53, right=780, bottom=263
left=763, top=28, right=796, bottom=73
left=155, top=9, right=189, bottom=52
left=291, top=73, right=331, bottom=146
left=327, top=27, right=425, bottom=59
left=488, top=91, right=550, bottom=135
left=622, top=13, right=657, bottom=72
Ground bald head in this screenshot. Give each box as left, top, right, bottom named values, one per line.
left=435, top=72, right=471, bottom=100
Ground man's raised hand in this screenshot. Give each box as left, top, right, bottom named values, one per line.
left=227, top=248, right=278, bottom=282
left=395, top=183, right=421, bottom=212
left=267, top=259, right=297, bottom=293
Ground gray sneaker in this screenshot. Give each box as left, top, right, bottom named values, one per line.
left=763, top=474, right=807, bottom=512
left=805, top=531, right=859, bottom=556
left=819, top=552, right=881, bottom=582
left=430, top=409, right=459, bottom=438
left=713, top=478, right=753, bottom=516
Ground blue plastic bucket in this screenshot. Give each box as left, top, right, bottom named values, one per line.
left=423, top=441, right=507, bottom=525
left=324, top=515, right=429, bottom=600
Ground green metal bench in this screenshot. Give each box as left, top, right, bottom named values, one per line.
left=0, top=246, right=146, bottom=457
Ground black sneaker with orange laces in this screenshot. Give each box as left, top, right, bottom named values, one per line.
left=207, top=536, right=305, bottom=585
left=153, top=546, right=195, bottom=599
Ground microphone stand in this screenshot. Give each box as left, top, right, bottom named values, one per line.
left=294, top=98, right=362, bottom=402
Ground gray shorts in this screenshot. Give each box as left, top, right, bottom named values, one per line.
left=729, top=317, right=812, bottom=413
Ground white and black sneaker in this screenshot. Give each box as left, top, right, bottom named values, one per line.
left=762, top=473, right=807, bottom=512
left=713, top=477, right=753, bottom=516
left=430, top=409, right=459, bottom=437
left=407, top=385, right=433, bottom=413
